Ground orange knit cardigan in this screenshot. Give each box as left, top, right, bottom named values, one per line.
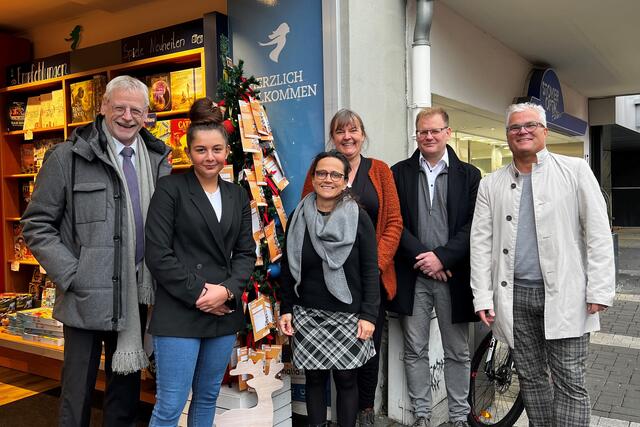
left=301, top=158, right=403, bottom=300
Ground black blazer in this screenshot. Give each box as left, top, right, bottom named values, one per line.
left=389, top=146, right=480, bottom=323
left=145, top=169, right=256, bottom=337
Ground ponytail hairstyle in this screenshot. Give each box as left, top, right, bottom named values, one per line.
left=186, top=97, right=228, bottom=149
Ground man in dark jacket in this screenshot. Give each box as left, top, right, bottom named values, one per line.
left=22, top=75, right=171, bottom=427
left=390, top=107, right=480, bottom=427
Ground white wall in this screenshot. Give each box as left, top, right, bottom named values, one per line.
left=340, top=0, right=407, bottom=166
left=616, top=95, right=640, bottom=132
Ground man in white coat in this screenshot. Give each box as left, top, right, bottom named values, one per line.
left=470, top=102, right=615, bottom=427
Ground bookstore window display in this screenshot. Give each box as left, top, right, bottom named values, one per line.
left=0, top=49, right=205, bottom=382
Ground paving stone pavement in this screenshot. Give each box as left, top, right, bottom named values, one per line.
left=345, top=229, right=640, bottom=426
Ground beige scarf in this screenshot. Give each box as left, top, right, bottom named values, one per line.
left=102, top=122, right=155, bottom=374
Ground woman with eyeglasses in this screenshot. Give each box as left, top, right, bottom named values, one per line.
left=301, top=109, right=402, bottom=426
left=279, top=150, right=380, bottom=427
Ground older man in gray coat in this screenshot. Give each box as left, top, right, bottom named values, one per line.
left=22, top=75, right=171, bottom=427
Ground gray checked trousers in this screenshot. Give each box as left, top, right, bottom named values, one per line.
left=401, top=277, right=471, bottom=422
left=513, top=285, right=591, bottom=427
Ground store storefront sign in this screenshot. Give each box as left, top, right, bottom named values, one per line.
left=6, top=53, right=70, bottom=86
left=121, top=19, right=204, bottom=63
left=518, top=68, right=587, bottom=136
left=229, top=0, right=325, bottom=214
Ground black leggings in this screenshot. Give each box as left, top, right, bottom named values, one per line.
left=357, top=296, right=385, bottom=409
left=305, top=368, right=358, bottom=426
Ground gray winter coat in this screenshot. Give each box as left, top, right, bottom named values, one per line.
left=21, top=115, right=171, bottom=331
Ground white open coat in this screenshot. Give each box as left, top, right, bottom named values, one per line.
left=470, top=149, right=615, bottom=348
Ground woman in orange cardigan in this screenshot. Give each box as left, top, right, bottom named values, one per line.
left=302, top=109, right=402, bottom=426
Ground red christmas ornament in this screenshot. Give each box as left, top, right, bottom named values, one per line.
left=223, top=119, right=235, bottom=134
left=218, top=99, right=226, bottom=107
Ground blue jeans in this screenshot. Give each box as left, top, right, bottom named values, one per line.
left=149, top=334, right=236, bottom=427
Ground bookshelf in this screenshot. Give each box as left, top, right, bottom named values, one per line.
left=0, top=46, right=206, bottom=298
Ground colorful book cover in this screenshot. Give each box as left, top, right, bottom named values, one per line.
left=147, top=73, right=172, bottom=112
left=169, top=118, right=191, bottom=165
left=147, top=119, right=171, bottom=145
left=34, top=138, right=63, bottom=173
left=23, top=96, right=41, bottom=130
left=7, top=100, right=26, bottom=131
left=13, top=222, right=33, bottom=261
left=92, top=75, right=107, bottom=114
left=20, top=143, right=36, bottom=173
left=170, top=67, right=204, bottom=110
left=69, top=79, right=95, bottom=123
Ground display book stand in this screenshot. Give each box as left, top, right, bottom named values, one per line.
left=0, top=48, right=205, bottom=401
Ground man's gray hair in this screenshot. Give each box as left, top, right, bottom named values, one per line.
left=103, top=75, right=149, bottom=109
left=506, top=102, right=547, bottom=128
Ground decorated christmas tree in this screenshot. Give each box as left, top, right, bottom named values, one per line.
left=216, top=36, right=288, bottom=349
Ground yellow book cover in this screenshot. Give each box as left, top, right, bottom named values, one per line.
left=51, top=89, right=65, bottom=127
left=170, top=67, right=204, bottom=111
left=39, top=92, right=54, bottom=128
left=23, top=96, right=41, bottom=130
left=69, top=80, right=95, bottom=123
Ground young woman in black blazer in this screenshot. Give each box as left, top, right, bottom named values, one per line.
left=145, top=98, right=256, bottom=426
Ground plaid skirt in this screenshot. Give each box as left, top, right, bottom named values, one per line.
left=292, top=305, right=376, bottom=370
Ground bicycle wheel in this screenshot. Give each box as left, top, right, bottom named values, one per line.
left=468, top=332, right=524, bottom=426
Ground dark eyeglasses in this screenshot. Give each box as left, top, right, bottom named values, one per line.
left=506, top=122, right=545, bottom=134
left=416, top=127, right=448, bottom=138
left=314, top=170, right=345, bottom=181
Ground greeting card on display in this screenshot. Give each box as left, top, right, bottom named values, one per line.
left=248, top=295, right=274, bottom=341
left=264, top=153, right=289, bottom=191
left=245, top=169, right=267, bottom=206
left=238, top=100, right=259, bottom=138
left=220, top=164, right=234, bottom=183
left=264, top=220, right=282, bottom=262
left=271, top=195, right=288, bottom=230
left=249, top=97, right=271, bottom=136
left=250, top=200, right=265, bottom=242
left=238, top=114, right=260, bottom=153
left=252, top=151, right=266, bottom=185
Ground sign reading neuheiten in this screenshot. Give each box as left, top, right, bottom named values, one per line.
left=229, top=0, right=325, bottom=214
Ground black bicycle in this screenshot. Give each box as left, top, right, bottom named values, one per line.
left=468, top=332, right=525, bottom=426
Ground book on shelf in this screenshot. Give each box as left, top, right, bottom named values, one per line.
left=20, top=143, right=36, bottom=173
left=23, top=96, right=42, bottom=130
left=51, top=89, right=65, bottom=127
left=146, top=119, right=191, bottom=165
left=7, top=100, right=26, bottom=132
left=34, top=138, right=63, bottom=173
left=146, top=73, right=172, bottom=112
left=21, top=180, right=35, bottom=212
left=170, top=67, right=204, bottom=110
left=13, top=222, right=34, bottom=261
left=169, top=118, right=191, bottom=165
left=69, top=79, right=95, bottom=123
left=21, top=138, right=63, bottom=174
left=93, top=75, right=107, bottom=114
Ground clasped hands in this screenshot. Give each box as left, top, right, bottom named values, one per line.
left=414, top=251, right=451, bottom=282
left=195, top=283, right=233, bottom=316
